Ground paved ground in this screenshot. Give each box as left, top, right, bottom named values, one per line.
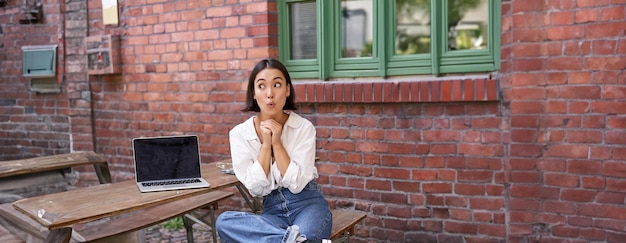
left=143, top=221, right=218, bottom=243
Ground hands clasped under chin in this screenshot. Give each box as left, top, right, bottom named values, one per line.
left=260, top=119, right=283, bottom=146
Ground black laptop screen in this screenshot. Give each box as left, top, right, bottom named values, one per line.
left=133, top=136, right=202, bottom=182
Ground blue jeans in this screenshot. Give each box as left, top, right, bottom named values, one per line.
left=216, top=181, right=332, bottom=243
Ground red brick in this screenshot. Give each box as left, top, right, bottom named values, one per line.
left=585, top=56, right=626, bottom=70
left=591, top=23, right=626, bottom=39
left=509, top=87, right=545, bottom=100
left=550, top=11, right=574, bottom=25
left=577, top=0, right=611, bottom=7
left=545, top=145, right=588, bottom=158
left=606, top=131, right=626, bottom=145
left=440, top=81, right=451, bottom=102
left=510, top=101, right=544, bottom=114
left=580, top=229, right=606, bottom=241
left=567, top=130, right=603, bottom=143
left=366, top=179, right=391, bottom=191
left=548, top=57, right=584, bottom=70
left=580, top=204, right=626, bottom=220
left=562, top=189, right=596, bottom=202
left=374, top=167, right=410, bottom=179
left=512, top=0, right=545, bottom=12
left=470, top=198, right=504, bottom=210
left=422, top=183, right=452, bottom=193
left=512, top=59, right=545, bottom=72
left=547, top=26, right=585, bottom=40
left=543, top=200, right=576, bottom=214
left=430, top=81, right=440, bottom=102
left=450, top=208, right=471, bottom=221
left=445, top=221, right=477, bottom=234
left=575, top=9, right=600, bottom=23
left=510, top=144, right=544, bottom=157
left=552, top=225, right=580, bottom=238
left=510, top=171, right=541, bottom=183
left=513, top=43, right=546, bottom=58
left=602, top=6, right=625, bottom=21
left=566, top=160, right=601, bottom=175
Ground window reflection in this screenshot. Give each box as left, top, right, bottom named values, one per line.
left=289, top=2, right=317, bottom=59
left=395, top=0, right=431, bottom=55
left=447, top=0, right=488, bottom=50
left=341, top=0, right=373, bottom=58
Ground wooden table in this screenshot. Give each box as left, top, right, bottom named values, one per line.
left=11, top=160, right=256, bottom=242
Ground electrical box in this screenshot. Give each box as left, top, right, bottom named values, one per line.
left=22, top=45, right=57, bottom=77
left=86, top=35, right=120, bottom=75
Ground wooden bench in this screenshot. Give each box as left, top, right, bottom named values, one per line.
left=0, top=151, right=112, bottom=184
left=0, top=151, right=111, bottom=242
left=0, top=190, right=233, bottom=242
left=330, top=209, right=367, bottom=243
left=0, top=223, right=24, bottom=243
left=0, top=152, right=234, bottom=243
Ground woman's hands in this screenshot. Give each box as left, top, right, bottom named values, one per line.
left=260, top=119, right=283, bottom=147
left=258, top=116, right=289, bottom=176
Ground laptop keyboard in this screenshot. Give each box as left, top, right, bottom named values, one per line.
left=142, top=178, right=202, bottom=187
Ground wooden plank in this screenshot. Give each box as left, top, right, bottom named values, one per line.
left=73, top=190, right=233, bottom=241
left=0, top=203, right=48, bottom=240
left=44, top=228, right=71, bottom=243
left=0, top=151, right=108, bottom=179
left=330, top=209, right=367, bottom=240
left=12, top=161, right=239, bottom=230
left=0, top=222, right=24, bottom=243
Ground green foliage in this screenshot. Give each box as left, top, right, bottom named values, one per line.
left=396, top=34, right=430, bottom=55
left=394, top=0, right=483, bottom=52
left=162, top=216, right=184, bottom=230
left=396, top=0, right=482, bottom=25
left=360, top=41, right=373, bottom=57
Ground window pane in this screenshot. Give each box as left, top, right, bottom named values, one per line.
left=447, top=0, right=488, bottom=51
left=341, top=0, right=373, bottom=58
left=289, top=2, right=317, bottom=59
left=395, top=0, right=431, bottom=55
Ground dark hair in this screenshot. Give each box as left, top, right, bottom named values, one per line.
left=241, top=59, right=297, bottom=112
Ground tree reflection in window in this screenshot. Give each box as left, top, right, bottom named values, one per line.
left=396, top=0, right=431, bottom=55
left=395, top=0, right=485, bottom=53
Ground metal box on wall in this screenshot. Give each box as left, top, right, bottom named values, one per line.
left=22, top=45, right=57, bottom=78
left=86, top=35, right=120, bottom=75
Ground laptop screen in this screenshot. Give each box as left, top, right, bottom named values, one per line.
left=133, top=135, right=202, bottom=182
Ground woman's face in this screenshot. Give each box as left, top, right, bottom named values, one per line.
left=253, top=68, right=290, bottom=116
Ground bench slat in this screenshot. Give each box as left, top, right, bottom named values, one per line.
left=330, top=209, right=367, bottom=240
left=0, top=151, right=111, bottom=183
left=73, top=190, right=234, bottom=241
left=0, top=221, right=25, bottom=243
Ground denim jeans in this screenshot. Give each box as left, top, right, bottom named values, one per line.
left=216, top=181, right=332, bottom=243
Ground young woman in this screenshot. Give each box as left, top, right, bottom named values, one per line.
left=216, top=59, right=332, bottom=243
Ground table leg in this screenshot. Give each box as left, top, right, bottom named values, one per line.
left=235, top=184, right=263, bottom=214
left=44, top=227, right=72, bottom=243
left=182, top=216, right=195, bottom=243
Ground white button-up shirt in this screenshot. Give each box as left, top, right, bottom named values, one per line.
left=229, top=112, right=318, bottom=197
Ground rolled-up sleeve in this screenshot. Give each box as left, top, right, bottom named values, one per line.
left=229, top=123, right=274, bottom=197
left=277, top=121, right=318, bottom=194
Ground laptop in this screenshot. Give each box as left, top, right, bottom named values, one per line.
left=132, top=135, right=210, bottom=193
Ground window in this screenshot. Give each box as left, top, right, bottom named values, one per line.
left=278, top=0, right=501, bottom=79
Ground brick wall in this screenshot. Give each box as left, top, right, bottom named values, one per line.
left=501, top=0, right=626, bottom=242
left=1, top=0, right=625, bottom=242
left=0, top=0, right=74, bottom=160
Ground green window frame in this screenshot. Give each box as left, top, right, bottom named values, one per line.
left=278, top=0, right=501, bottom=79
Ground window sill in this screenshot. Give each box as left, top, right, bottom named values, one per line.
left=292, top=75, right=499, bottom=103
